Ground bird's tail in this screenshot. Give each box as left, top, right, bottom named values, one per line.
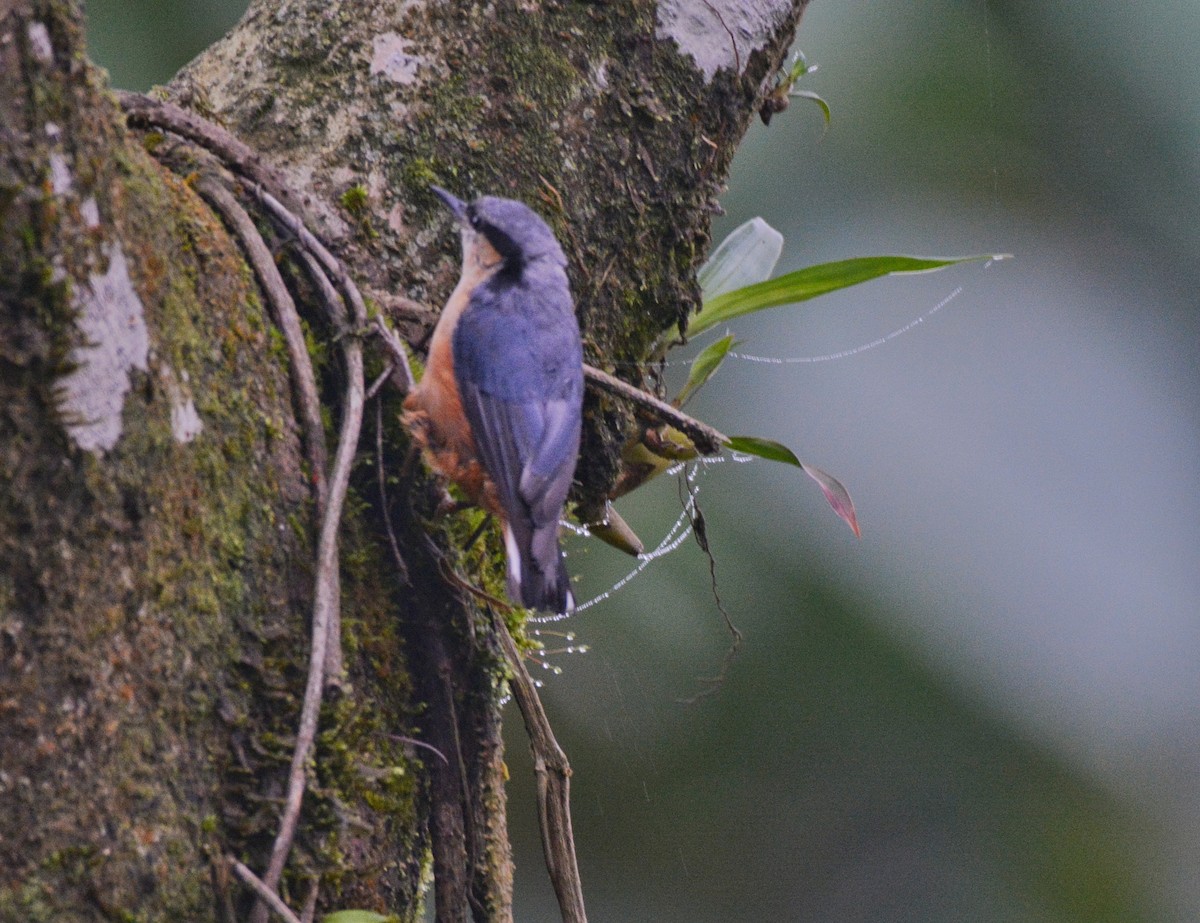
left=503, top=521, right=574, bottom=615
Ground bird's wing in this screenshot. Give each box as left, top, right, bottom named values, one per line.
left=452, top=272, right=583, bottom=612
left=459, top=385, right=577, bottom=521
left=455, top=275, right=581, bottom=492
left=453, top=283, right=582, bottom=529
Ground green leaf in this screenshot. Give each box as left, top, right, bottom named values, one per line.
left=784, top=50, right=817, bottom=84
left=725, top=436, right=861, bottom=537
left=791, top=55, right=812, bottom=79
left=725, top=435, right=801, bottom=467
left=690, top=253, right=1007, bottom=337
left=322, top=911, right=396, bottom=923
left=697, top=218, right=784, bottom=301
left=675, top=334, right=737, bottom=406
left=791, top=89, right=831, bottom=128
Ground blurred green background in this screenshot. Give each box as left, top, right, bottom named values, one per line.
left=86, top=1, right=1199, bottom=920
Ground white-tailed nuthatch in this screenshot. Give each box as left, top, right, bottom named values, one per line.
left=403, top=187, right=583, bottom=614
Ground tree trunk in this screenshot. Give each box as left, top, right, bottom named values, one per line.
left=0, top=0, right=807, bottom=918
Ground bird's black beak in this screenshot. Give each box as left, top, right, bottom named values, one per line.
left=430, top=185, right=468, bottom=224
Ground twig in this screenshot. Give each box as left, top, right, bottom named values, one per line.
left=439, top=665, right=477, bottom=907
left=190, top=173, right=357, bottom=923
left=252, top=270, right=366, bottom=923
left=300, top=879, right=320, bottom=923
left=386, top=733, right=450, bottom=766
left=195, top=177, right=330, bottom=513
left=253, top=190, right=362, bottom=321
left=229, top=857, right=303, bottom=923
left=436, top=559, right=512, bottom=613
left=252, top=185, right=416, bottom=395
left=212, top=851, right=239, bottom=923
left=128, top=90, right=364, bottom=685
left=674, top=466, right=742, bottom=705
left=120, top=91, right=417, bottom=395
left=698, top=0, right=740, bottom=75
left=200, top=176, right=350, bottom=679
left=582, top=363, right=726, bottom=456
left=364, top=288, right=438, bottom=325
left=366, top=363, right=395, bottom=401
left=287, top=247, right=354, bottom=683
left=370, top=314, right=417, bottom=393
left=294, top=247, right=348, bottom=326
left=493, top=611, right=588, bottom=923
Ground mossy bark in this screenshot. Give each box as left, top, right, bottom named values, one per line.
left=170, top=0, right=809, bottom=505
left=1, top=0, right=808, bottom=919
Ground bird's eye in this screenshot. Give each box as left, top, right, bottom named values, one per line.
left=469, top=212, right=483, bottom=231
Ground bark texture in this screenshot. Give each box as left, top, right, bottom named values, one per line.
left=0, top=0, right=807, bottom=918
left=169, top=0, right=806, bottom=503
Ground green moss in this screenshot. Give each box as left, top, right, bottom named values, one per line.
left=340, top=183, right=369, bottom=215
left=399, top=156, right=439, bottom=195
left=340, top=183, right=379, bottom=239
left=303, top=318, right=330, bottom=372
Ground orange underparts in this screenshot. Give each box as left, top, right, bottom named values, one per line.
left=402, top=337, right=502, bottom=517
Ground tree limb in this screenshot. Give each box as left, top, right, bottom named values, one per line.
left=583, top=364, right=728, bottom=456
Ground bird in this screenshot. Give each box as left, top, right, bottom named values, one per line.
left=402, top=187, right=584, bottom=614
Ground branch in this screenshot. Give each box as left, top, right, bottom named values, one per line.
left=229, top=858, right=303, bottom=923
left=583, top=364, right=727, bottom=456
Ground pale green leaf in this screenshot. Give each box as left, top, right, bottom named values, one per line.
left=691, top=253, right=1007, bottom=337
left=791, top=89, right=831, bottom=127
left=697, top=218, right=784, bottom=301
left=676, top=334, right=737, bottom=406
